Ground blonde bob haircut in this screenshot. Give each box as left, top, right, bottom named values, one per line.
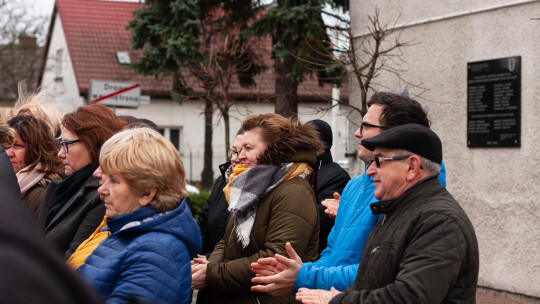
left=99, top=127, right=188, bottom=212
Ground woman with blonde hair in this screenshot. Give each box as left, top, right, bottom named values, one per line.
left=78, top=127, right=201, bottom=303
left=191, top=113, right=323, bottom=303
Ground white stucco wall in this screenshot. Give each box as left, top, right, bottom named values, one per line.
left=351, top=0, right=540, bottom=298
left=40, top=15, right=85, bottom=114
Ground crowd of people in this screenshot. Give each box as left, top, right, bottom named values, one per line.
left=0, top=89, right=479, bottom=304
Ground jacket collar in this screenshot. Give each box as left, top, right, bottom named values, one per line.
left=106, top=206, right=157, bottom=234
left=369, top=175, right=439, bottom=215
left=317, top=150, right=333, bottom=165
left=46, top=174, right=99, bottom=229
left=219, top=161, right=231, bottom=178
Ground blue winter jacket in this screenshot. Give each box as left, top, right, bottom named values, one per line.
left=78, top=199, right=201, bottom=304
left=295, top=163, right=446, bottom=291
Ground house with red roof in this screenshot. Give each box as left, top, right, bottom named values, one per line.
left=38, top=0, right=350, bottom=182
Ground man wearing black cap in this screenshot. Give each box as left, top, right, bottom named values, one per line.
left=251, top=91, right=447, bottom=298
left=308, top=119, right=350, bottom=252
left=297, top=124, right=479, bottom=303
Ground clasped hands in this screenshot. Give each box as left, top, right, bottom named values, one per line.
left=250, top=242, right=340, bottom=303
left=191, top=254, right=208, bottom=290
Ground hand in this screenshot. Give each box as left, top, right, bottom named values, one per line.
left=191, top=255, right=209, bottom=274
left=296, top=287, right=341, bottom=304
left=321, top=192, right=341, bottom=219
left=191, top=263, right=208, bottom=290
left=250, top=242, right=303, bottom=296
left=190, top=254, right=207, bottom=265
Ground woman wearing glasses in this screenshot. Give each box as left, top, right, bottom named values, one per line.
left=38, top=104, right=125, bottom=259
left=6, top=115, right=63, bottom=217
left=195, top=128, right=243, bottom=304
left=191, top=113, right=322, bottom=303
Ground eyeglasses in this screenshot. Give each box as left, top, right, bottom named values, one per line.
left=59, top=139, right=81, bottom=154
left=227, top=149, right=242, bottom=158
left=360, top=121, right=386, bottom=133
left=370, top=155, right=411, bottom=167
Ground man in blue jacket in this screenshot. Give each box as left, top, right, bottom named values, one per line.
left=250, top=91, right=446, bottom=295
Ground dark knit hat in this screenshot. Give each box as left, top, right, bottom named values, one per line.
left=308, top=119, right=332, bottom=150
left=361, top=123, right=442, bottom=164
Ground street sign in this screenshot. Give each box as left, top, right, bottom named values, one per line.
left=89, top=80, right=150, bottom=108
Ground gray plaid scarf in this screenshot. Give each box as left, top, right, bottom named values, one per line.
left=228, top=163, right=309, bottom=248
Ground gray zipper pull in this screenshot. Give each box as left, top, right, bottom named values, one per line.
left=381, top=214, right=386, bottom=226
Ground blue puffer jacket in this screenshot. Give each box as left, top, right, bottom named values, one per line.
left=78, top=199, right=201, bottom=304
left=295, top=163, right=446, bottom=291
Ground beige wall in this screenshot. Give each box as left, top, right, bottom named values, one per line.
left=351, top=0, right=540, bottom=298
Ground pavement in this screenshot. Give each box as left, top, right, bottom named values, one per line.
left=477, top=292, right=531, bottom=304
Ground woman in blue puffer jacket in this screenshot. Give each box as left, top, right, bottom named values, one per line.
left=78, top=128, right=201, bottom=304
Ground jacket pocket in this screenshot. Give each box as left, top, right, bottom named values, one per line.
left=369, top=243, right=395, bottom=255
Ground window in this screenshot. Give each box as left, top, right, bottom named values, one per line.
left=116, top=51, right=131, bottom=65
left=159, top=127, right=183, bottom=153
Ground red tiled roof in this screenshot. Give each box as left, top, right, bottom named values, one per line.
left=53, top=0, right=338, bottom=101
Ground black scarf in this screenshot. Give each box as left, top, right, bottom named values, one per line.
left=46, top=163, right=93, bottom=224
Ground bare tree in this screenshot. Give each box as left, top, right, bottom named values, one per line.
left=174, top=30, right=265, bottom=162
left=0, top=0, right=46, bottom=104
left=296, top=8, right=425, bottom=124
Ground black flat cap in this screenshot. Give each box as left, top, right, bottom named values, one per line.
left=361, top=123, right=442, bottom=164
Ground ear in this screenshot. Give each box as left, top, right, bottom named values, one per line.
left=405, top=155, right=422, bottom=181
left=139, top=188, right=156, bottom=207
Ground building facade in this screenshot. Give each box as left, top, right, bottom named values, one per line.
left=38, top=0, right=352, bottom=182
left=350, top=0, right=540, bottom=299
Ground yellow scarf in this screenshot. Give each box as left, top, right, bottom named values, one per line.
left=223, top=163, right=313, bottom=204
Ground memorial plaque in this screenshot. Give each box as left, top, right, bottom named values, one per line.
left=467, top=56, right=521, bottom=147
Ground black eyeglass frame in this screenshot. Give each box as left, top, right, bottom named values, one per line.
left=360, top=121, right=387, bottom=133
left=60, top=139, right=81, bottom=154
left=227, top=148, right=242, bottom=159
left=371, top=155, right=411, bottom=167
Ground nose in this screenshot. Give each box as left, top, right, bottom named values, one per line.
left=238, top=149, right=247, bottom=161
left=97, top=177, right=109, bottom=198
left=366, top=161, right=377, bottom=177
left=58, top=148, right=66, bottom=159
left=93, top=166, right=103, bottom=180
left=5, top=147, right=14, bottom=157
left=354, top=127, right=362, bottom=139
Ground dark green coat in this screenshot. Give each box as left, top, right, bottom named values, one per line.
left=207, top=176, right=320, bottom=304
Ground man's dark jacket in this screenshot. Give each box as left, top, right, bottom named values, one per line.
left=331, top=176, right=479, bottom=304
left=315, top=151, right=350, bottom=252
left=196, top=162, right=231, bottom=304
left=198, top=162, right=231, bottom=257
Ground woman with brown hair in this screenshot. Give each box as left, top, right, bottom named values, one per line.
left=37, top=104, right=125, bottom=259
left=191, top=113, right=323, bottom=303
left=6, top=115, right=63, bottom=216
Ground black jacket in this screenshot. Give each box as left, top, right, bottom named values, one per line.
left=196, top=162, right=231, bottom=304
left=38, top=174, right=105, bottom=260
left=0, top=147, right=101, bottom=304
left=315, top=151, right=350, bottom=252
left=331, top=177, right=479, bottom=304
left=198, top=162, right=231, bottom=257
